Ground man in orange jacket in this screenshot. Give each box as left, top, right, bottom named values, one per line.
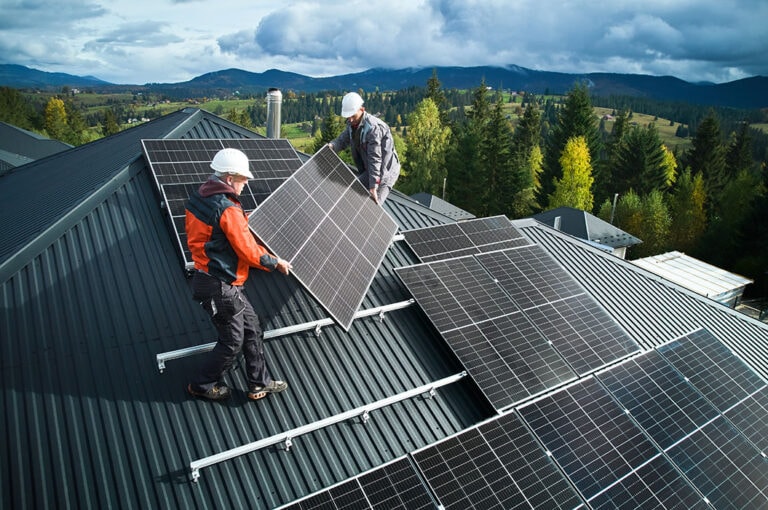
left=185, top=147, right=292, bottom=401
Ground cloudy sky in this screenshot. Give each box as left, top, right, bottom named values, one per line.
left=1, top=0, right=766, bottom=85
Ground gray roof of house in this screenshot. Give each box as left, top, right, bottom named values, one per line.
left=632, top=250, right=753, bottom=299
left=533, top=206, right=642, bottom=248
left=410, top=192, right=476, bottom=221
left=2, top=108, right=767, bottom=509
left=0, top=121, right=72, bottom=174
left=0, top=108, right=487, bottom=509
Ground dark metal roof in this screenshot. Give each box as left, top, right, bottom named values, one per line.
left=0, top=108, right=488, bottom=509
left=0, top=121, right=72, bottom=174
left=516, top=217, right=768, bottom=378
left=533, top=206, right=642, bottom=248
left=410, top=192, right=476, bottom=221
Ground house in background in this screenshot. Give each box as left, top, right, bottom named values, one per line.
left=0, top=121, right=71, bottom=174
left=410, top=191, right=475, bottom=221
left=2, top=108, right=768, bottom=509
left=633, top=250, right=753, bottom=308
left=533, top=205, right=641, bottom=258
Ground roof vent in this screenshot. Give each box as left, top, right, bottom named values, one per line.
left=553, top=216, right=562, bottom=231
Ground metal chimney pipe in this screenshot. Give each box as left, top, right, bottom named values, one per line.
left=266, top=88, right=282, bottom=138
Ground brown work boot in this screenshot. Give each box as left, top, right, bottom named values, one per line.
left=187, top=383, right=231, bottom=401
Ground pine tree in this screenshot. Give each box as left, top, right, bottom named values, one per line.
left=425, top=68, right=449, bottom=126
left=597, top=109, right=630, bottom=202
left=444, top=81, right=492, bottom=215
left=481, top=96, right=515, bottom=216
left=668, top=168, right=707, bottom=253
left=726, top=121, right=753, bottom=177
left=686, top=110, right=727, bottom=212
left=102, top=108, right=120, bottom=136
left=614, top=124, right=669, bottom=195
left=548, top=136, right=594, bottom=211
left=311, top=110, right=346, bottom=154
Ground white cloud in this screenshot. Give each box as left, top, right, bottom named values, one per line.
left=0, top=0, right=765, bottom=84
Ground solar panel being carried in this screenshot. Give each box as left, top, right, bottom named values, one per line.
left=141, top=138, right=303, bottom=266
left=248, top=145, right=398, bottom=331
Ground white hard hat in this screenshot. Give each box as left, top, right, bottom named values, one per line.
left=210, top=148, right=253, bottom=179
left=340, top=92, right=364, bottom=117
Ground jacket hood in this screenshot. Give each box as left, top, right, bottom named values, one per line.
left=198, top=175, right=237, bottom=198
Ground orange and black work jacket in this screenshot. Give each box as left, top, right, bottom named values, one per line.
left=185, top=176, right=278, bottom=285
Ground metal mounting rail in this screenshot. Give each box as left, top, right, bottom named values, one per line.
left=156, top=299, right=415, bottom=372
left=189, top=371, right=466, bottom=482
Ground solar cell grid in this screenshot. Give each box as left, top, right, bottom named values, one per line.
left=666, top=418, right=768, bottom=509
left=597, top=350, right=720, bottom=449
left=476, top=246, right=584, bottom=310
left=357, top=458, right=434, bottom=509
left=395, top=256, right=516, bottom=334
left=725, top=386, right=768, bottom=454
left=524, top=294, right=640, bottom=375
left=479, top=412, right=584, bottom=508
left=402, top=215, right=529, bottom=262
left=141, top=138, right=303, bottom=266
left=518, top=378, right=661, bottom=501
left=413, top=429, right=529, bottom=509
left=587, top=455, right=708, bottom=509
left=658, top=329, right=767, bottom=412
left=248, top=146, right=397, bottom=330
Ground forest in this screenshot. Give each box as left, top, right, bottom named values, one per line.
left=1, top=72, right=767, bottom=301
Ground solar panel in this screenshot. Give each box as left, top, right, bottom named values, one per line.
left=518, top=378, right=661, bottom=501
left=141, top=138, right=303, bottom=266
left=524, top=294, right=640, bottom=375
left=402, top=215, right=530, bottom=262
left=248, top=145, right=398, bottom=330
left=665, top=418, right=768, bottom=509
left=358, top=458, right=435, bottom=509
left=395, top=256, right=517, bottom=334
left=587, top=455, right=709, bottom=509
left=657, top=329, right=767, bottom=412
left=279, top=458, right=434, bottom=510
left=476, top=245, right=584, bottom=310
left=597, top=350, right=720, bottom=449
left=412, top=412, right=583, bottom=509
left=725, top=386, right=768, bottom=454
left=443, top=315, right=576, bottom=410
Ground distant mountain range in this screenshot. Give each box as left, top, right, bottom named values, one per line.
left=2, top=63, right=766, bottom=109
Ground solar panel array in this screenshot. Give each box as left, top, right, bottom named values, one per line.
left=395, top=240, right=639, bottom=409
left=141, top=138, right=303, bottom=265
left=248, top=145, right=398, bottom=331
left=531, top=328, right=768, bottom=509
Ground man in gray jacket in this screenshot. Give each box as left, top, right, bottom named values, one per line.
left=329, top=92, right=400, bottom=204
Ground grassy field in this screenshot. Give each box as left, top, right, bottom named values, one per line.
left=66, top=92, right=694, bottom=154
left=594, top=107, right=691, bottom=152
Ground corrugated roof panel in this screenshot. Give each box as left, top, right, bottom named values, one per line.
left=633, top=251, right=752, bottom=298
left=517, top=219, right=768, bottom=379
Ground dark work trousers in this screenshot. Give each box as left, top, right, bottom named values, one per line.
left=191, top=271, right=271, bottom=391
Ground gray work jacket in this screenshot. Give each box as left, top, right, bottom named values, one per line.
left=331, top=111, right=400, bottom=190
